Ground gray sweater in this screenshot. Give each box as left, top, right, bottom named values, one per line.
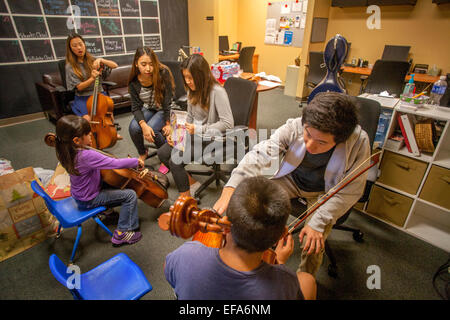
left=186, top=84, right=234, bottom=137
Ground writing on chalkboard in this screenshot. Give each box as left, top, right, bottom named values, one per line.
left=8, top=0, right=42, bottom=15
left=97, top=0, right=120, bottom=17
left=104, top=37, right=124, bottom=53
left=72, top=0, right=96, bottom=16
left=120, top=0, right=140, bottom=17
left=144, top=35, right=161, bottom=51
left=14, top=16, right=48, bottom=39
left=41, top=0, right=70, bottom=16
left=76, top=18, right=100, bottom=36
left=100, top=18, right=122, bottom=35
left=22, top=39, right=54, bottom=62
left=85, top=38, right=104, bottom=55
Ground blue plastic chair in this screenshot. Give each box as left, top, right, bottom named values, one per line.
left=31, top=180, right=113, bottom=262
left=49, top=253, right=152, bottom=300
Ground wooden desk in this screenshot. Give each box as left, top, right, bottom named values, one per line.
left=218, top=53, right=259, bottom=74
left=341, top=66, right=439, bottom=83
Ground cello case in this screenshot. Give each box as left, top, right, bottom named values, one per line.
left=308, top=34, right=349, bottom=103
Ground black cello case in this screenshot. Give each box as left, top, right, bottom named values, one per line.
left=308, top=34, right=349, bottom=103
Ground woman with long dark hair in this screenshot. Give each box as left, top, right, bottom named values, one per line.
left=157, top=54, right=234, bottom=197
left=65, top=33, right=118, bottom=120
left=128, top=46, right=175, bottom=163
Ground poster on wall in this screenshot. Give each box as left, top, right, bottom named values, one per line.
left=0, top=0, right=163, bottom=65
left=264, top=0, right=307, bottom=48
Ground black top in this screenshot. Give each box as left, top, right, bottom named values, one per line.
left=291, top=146, right=336, bottom=192
left=128, top=67, right=174, bottom=123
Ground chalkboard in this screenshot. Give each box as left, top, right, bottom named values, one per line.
left=103, top=37, right=124, bottom=54
left=8, top=0, right=42, bottom=14
left=140, top=0, right=159, bottom=17
left=76, top=18, right=100, bottom=36
left=52, top=39, right=67, bottom=59
left=71, top=0, right=97, bottom=16
left=41, top=0, right=70, bottom=15
left=120, top=0, right=140, bottom=17
left=14, top=17, right=48, bottom=39
left=100, top=18, right=122, bottom=36
left=0, top=40, right=23, bottom=63
left=46, top=17, right=73, bottom=37
left=0, top=0, right=8, bottom=13
left=85, top=38, right=104, bottom=56
left=0, top=0, right=164, bottom=66
left=142, top=18, right=159, bottom=34
left=22, top=40, right=54, bottom=62
left=97, top=0, right=120, bottom=17
left=125, top=36, right=143, bottom=53
left=0, top=15, right=16, bottom=38
left=123, top=18, right=141, bottom=35
left=144, top=35, right=160, bottom=51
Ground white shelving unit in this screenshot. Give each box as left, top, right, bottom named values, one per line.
left=359, top=95, right=450, bottom=252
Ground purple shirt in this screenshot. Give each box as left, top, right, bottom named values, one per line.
left=70, top=149, right=138, bottom=201
left=165, top=241, right=303, bottom=300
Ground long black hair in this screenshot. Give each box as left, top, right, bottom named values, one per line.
left=55, top=115, right=91, bottom=175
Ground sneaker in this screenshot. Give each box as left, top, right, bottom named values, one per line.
left=158, top=164, right=169, bottom=174
left=111, top=230, right=142, bottom=247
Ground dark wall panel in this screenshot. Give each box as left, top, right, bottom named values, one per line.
left=0, top=0, right=189, bottom=119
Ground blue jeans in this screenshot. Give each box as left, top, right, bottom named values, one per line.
left=129, top=108, right=166, bottom=155
left=76, top=189, right=139, bottom=232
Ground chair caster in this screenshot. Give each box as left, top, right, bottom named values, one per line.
left=353, top=231, right=364, bottom=243
left=328, top=264, right=338, bottom=278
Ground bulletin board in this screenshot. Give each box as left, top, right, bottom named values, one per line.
left=0, top=0, right=163, bottom=65
left=264, top=0, right=308, bottom=48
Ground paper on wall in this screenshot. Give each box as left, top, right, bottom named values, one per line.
left=303, top=0, right=308, bottom=13
left=276, top=30, right=285, bottom=45
left=300, top=16, right=306, bottom=29
left=295, top=15, right=301, bottom=28
left=292, top=1, right=302, bottom=12
left=281, top=3, right=291, bottom=14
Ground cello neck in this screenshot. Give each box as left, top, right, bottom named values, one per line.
left=90, top=75, right=100, bottom=118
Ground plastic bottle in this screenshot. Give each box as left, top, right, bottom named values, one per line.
left=402, top=74, right=415, bottom=96
left=429, top=76, right=447, bottom=106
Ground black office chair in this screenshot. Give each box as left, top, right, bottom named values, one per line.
left=300, top=51, right=327, bottom=105
left=57, top=59, right=76, bottom=115
left=360, top=60, right=410, bottom=96
left=187, top=77, right=257, bottom=199
left=162, top=60, right=187, bottom=111
left=238, top=46, right=255, bottom=73
left=290, top=96, right=381, bottom=278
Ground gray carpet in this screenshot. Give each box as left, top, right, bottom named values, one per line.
left=0, top=88, right=447, bottom=300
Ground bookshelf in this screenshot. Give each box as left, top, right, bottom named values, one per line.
left=358, top=96, right=450, bottom=252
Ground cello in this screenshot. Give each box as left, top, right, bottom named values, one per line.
left=308, top=34, right=349, bottom=103
left=158, top=196, right=279, bottom=264
left=45, top=133, right=169, bottom=208
left=86, top=64, right=117, bottom=150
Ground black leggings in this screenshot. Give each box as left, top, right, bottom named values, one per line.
left=157, top=136, right=218, bottom=193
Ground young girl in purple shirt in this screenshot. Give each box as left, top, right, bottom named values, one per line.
left=54, top=115, right=144, bottom=246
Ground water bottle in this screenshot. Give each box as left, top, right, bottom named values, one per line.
left=429, top=76, right=447, bottom=106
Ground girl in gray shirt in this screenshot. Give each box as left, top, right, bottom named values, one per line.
left=157, top=54, right=234, bottom=197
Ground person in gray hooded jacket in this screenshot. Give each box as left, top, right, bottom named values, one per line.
left=213, top=92, right=370, bottom=277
